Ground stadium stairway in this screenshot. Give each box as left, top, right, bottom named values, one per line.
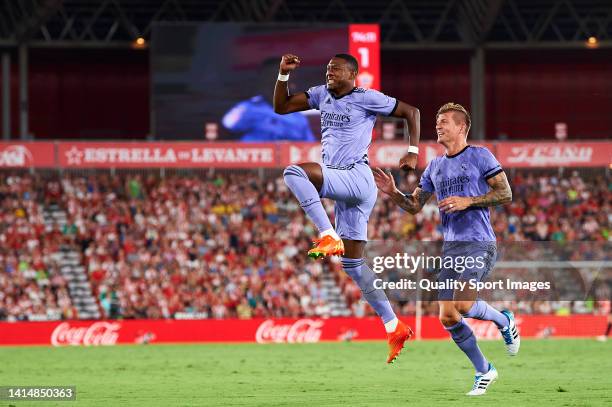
left=320, top=271, right=351, bottom=317
left=43, top=204, right=101, bottom=320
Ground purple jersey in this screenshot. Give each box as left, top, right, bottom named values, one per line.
left=305, top=85, right=397, bottom=166
left=419, top=145, right=503, bottom=241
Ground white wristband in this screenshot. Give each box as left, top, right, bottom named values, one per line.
left=407, top=146, right=419, bottom=154
left=277, top=73, right=290, bottom=82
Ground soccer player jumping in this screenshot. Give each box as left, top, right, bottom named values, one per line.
left=374, top=103, right=521, bottom=395
left=274, top=53, right=420, bottom=363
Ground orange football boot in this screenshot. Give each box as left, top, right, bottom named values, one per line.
left=386, top=320, right=413, bottom=364
left=307, top=235, right=345, bottom=259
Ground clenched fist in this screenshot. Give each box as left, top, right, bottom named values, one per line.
left=280, top=54, right=301, bottom=74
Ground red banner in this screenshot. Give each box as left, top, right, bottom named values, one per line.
left=0, top=141, right=609, bottom=169
left=281, top=142, right=497, bottom=168
left=0, top=142, right=55, bottom=168
left=349, top=24, right=381, bottom=90
left=57, top=142, right=278, bottom=168
left=0, top=315, right=605, bottom=346
left=496, top=141, right=612, bottom=168
left=288, top=140, right=609, bottom=169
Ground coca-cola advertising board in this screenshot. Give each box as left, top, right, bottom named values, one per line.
left=0, top=315, right=605, bottom=346
left=51, top=321, right=121, bottom=346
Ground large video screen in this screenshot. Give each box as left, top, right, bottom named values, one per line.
left=152, top=23, right=348, bottom=141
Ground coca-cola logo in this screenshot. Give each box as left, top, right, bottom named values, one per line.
left=0, top=145, right=33, bottom=167
left=51, top=322, right=121, bottom=346
left=255, top=319, right=324, bottom=344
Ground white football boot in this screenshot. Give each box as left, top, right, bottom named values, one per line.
left=500, top=310, right=520, bottom=356
left=466, top=363, right=498, bottom=396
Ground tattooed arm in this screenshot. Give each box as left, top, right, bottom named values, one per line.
left=471, top=172, right=512, bottom=207
left=438, top=172, right=512, bottom=213
left=372, top=168, right=433, bottom=214
left=390, top=187, right=434, bottom=214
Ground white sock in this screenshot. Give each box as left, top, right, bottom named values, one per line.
left=320, top=228, right=340, bottom=240
left=384, top=317, right=399, bottom=333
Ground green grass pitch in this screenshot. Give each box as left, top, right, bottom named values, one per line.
left=1, top=339, right=610, bottom=406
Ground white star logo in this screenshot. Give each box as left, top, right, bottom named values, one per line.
left=65, top=147, right=84, bottom=165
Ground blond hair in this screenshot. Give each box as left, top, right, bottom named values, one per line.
left=437, top=102, right=471, bottom=135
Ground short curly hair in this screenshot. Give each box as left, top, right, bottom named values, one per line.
left=437, top=102, right=471, bottom=135
left=334, top=53, right=359, bottom=73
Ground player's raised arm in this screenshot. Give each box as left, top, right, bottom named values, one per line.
left=390, top=101, right=421, bottom=172
left=273, top=54, right=311, bottom=115
left=372, top=168, right=432, bottom=214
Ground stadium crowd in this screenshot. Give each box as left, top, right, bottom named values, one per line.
left=0, top=175, right=78, bottom=321
left=0, top=168, right=609, bottom=321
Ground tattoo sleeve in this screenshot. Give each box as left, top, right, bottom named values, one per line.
left=390, top=187, right=433, bottom=214
left=470, top=172, right=512, bottom=207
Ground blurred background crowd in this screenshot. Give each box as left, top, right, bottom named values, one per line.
left=0, top=168, right=610, bottom=321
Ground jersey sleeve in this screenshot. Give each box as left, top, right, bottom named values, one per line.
left=362, top=89, right=398, bottom=116
left=305, top=85, right=326, bottom=110
left=418, top=160, right=435, bottom=193
left=477, top=147, right=503, bottom=180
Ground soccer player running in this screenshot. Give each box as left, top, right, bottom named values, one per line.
left=373, top=103, right=520, bottom=395
left=274, top=53, right=420, bottom=363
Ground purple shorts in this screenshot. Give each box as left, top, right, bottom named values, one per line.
left=437, top=241, right=498, bottom=300
left=319, top=162, right=377, bottom=241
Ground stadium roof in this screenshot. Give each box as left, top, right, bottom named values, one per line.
left=0, top=0, right=610, bottom=48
